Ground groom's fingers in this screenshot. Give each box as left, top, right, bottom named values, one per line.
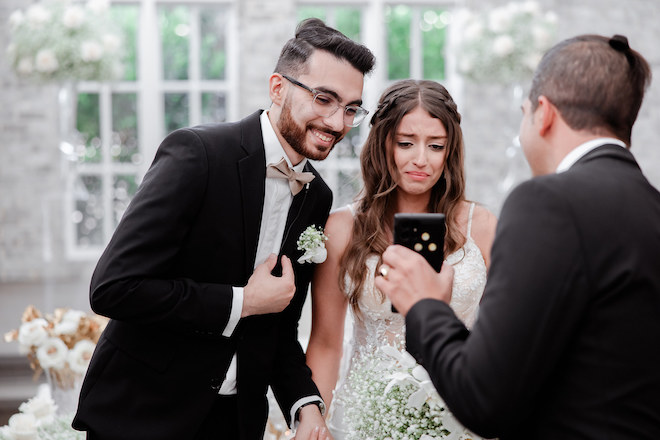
left=280, top=255, right=294, bottom=282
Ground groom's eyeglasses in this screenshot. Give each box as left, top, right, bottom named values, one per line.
left=280, top=74, right=369, bottom=127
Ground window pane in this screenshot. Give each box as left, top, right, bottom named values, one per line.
left=76, top=93, right=101, bottom=164
left=164, top=93, right=189, bottom=133
left=202, top=92, right=227, bottom=124
left=422, top=9, right=448, bottom=80
left=113, top=174, right=139, bottom=226
left=335, top=8, right=361, bottom=41
left=298, top=7, right=326, bottom=21
left=386, top=5, right=411, bottom=80
left=73, top=175, right=103, bottom=247
left=112, top=93, right=139, bottom=164
left=160, top=6, right=190, bottom=80
left=111, top=5, right=139, bottom=81
left=336, top=169, right=362, bottom=209
left=200, top=7, right=228, bottom=80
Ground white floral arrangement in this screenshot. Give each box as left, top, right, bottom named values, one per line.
left=297, top=225, right=328, bottom=264
left=342, top=345, right=479, bottom=440
left=0, top=385, right=84, bottom=440
left=4, top=305, right=108, bottom=389
left=6, top=0, right=123, bottom=82
left=452, top=1, right=558, bottom=84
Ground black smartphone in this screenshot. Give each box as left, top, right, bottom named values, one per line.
left=390, top=213, right=446, bottom=312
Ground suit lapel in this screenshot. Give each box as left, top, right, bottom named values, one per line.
left=238, top=111, right=267, bottom=275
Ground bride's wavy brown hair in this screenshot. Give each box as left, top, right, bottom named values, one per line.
left=340, top=80, right=467, bottom=314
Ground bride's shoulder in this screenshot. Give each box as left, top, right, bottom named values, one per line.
left=324, top=206, right=355, bottom=250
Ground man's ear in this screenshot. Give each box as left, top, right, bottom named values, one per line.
left=269, top=73, right=285, bottom=106
left=537, top=95, right=556, bottom=137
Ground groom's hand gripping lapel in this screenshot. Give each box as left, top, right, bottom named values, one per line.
left=376, top=245, right=455, bottom=316
left=241, top=253, right=296, bottom=317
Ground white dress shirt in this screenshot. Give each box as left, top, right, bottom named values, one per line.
left=218, top=112, right=321, bottom=427
left=556, top=137, right=626, bottom=173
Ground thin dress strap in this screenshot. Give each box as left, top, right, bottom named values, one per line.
left=466, top=202, right=476, bottom=239
left=347, top=203, right=357, bottom=217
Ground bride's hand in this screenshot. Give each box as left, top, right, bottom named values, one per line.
left=294, top=426, right=333, bottom=440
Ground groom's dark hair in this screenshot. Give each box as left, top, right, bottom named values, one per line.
left=529, top=34, right=651, bottom=146
left=274, top=18, right=375, bottom=77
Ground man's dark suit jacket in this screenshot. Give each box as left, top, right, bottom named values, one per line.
left=406, top=144, right=660, bottom=439
left=72, top=110, right=332, bottom=439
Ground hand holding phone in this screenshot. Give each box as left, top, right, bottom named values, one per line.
left=390, top=213, right=446, bottom=312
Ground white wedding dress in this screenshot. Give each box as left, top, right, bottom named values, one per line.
left=327, top=203, right=488, bottom=440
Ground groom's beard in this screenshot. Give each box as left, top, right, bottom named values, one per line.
left=278, top=98, right=342, bottom=161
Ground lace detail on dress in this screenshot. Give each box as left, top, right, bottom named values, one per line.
left=327, top=203, right=488, bottom=439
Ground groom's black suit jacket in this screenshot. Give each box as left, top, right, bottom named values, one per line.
left=72, top=110, right=332, bottom=439
left=406, top=145, right=660, bottom=439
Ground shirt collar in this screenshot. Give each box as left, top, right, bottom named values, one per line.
left=556, top=137, right=626, bottom=173
left=260, top=110, right=308, bottom=172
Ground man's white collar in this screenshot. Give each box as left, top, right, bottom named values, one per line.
left=556, top=138, right=626, bottom=173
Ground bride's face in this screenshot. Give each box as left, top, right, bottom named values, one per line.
left=391, top=106, right=448, bottom=197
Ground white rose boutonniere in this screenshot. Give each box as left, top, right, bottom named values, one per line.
left=297, top=225, right=328, bottom=264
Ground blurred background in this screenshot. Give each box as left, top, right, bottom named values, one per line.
left=1, top=0, right=659, bottom=426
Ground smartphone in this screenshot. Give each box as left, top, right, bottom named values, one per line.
left=393, top=213, right=446, bottom=271
left=391, top=213, right=446, bottom=312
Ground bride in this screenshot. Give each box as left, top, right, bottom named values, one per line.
left=305, top=80, right=497, bottom=440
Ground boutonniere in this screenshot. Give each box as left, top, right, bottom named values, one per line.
left=297, top=225, right=328, bottom=264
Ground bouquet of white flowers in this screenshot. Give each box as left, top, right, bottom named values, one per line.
left=342, top=345, right=479, bottom=440
left=4, top=305, right=108, bottom=389
left=6, top=0, right=123, bottom=82
left=453, top=1, right=558, bottom=83
left=0, top=385, right=84, bottom=440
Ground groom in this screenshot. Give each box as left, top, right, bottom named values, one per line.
left=378, top=34, right=660, bottom=439
left=72, top=18, right=374, bottom=440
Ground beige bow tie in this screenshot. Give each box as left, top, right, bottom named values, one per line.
left=266, top=158, right=315, bottom=195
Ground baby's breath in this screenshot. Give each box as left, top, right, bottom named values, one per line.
left=343, top=347, right=478, bottom=440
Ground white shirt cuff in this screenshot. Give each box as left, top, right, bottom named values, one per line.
left=222, top=287, right=243, bottom=337
left=290, top=396, right=325, bottom=429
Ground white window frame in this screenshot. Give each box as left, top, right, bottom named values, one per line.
left=65, top=0, right=238, bottom=259
left=297, top=0, right=460, bottom=210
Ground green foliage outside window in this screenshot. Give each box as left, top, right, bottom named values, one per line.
left=76, top=93, right=101, bottom=163
left=298, top=7, right=361, bottom=41
left=111, top=5, right=138, bottom=81
left=160, top=6, right=190, bottom=80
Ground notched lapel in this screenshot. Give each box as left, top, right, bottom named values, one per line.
left=238, top=113, right=267, bottom=276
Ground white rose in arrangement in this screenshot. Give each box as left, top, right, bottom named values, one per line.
left=36, top=338, right=69, bottom=370
left=86, top=0, right=110, bottom=14
left=67, top=339, right=96, bottom=374
left=17, top=319, right=49, bottom=348
left=35, top=49, right=59, bottom=73
left=62, top=6, right=85, bottom=29
left=18, top=389, right=57, bottom=426
left=26, top=5, right=51, bottom=27
left=53, top=309, right=85, bottom=336
left=80, top=41, right=104, bottom=62
left=453, top=1, right=558, bottom=84
left=6, top=413, right=38, bottom=440
left=7, top=0, right=123, bottom=82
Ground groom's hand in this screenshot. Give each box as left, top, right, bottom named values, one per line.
left=375, top=245, right=455, bottom=316
left=241, top=254, right=295, bottom=317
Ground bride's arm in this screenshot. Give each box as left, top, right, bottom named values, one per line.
left=470, top=204, right=498, bottom=270
left=306, top=208, right=353, bottom=408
